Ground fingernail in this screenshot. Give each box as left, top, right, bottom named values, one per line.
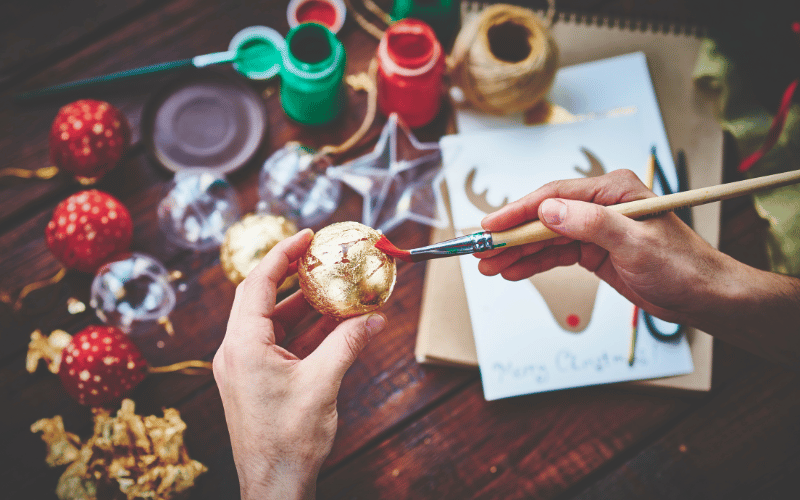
left=541, top=199, right=566, bottom=226
left=366, top=314, right=386, bottom=336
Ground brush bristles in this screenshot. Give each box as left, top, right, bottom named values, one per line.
left=374, top=235, right=413, bottom=262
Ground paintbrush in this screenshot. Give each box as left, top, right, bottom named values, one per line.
left=375, top=168, right=800, bottom=263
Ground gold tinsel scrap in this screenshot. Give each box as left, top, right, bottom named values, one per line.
left=30, top=415, right=81, bottom=466
left=32, top=399, right=207, bottom=500
left=27, top=329, right=73, bottom=374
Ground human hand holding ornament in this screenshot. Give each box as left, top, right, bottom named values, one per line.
left=214, top=229, right=388, bottom=500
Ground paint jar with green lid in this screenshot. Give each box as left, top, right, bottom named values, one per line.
left=280, top=23, right=346, bottom=126
left=391, top=0, right=460, bottom=45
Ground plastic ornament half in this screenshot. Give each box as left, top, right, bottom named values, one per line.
left=158, top=171, right=241, bottom=251
left=326, top=113, right=448, bottom=234
left=90, top=253, right=176, bottom=334
left=258, top=142, right=341, bottom=229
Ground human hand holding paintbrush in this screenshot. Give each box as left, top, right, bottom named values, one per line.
left=376, top=167, right=800, bottom=262
left=376, top=169, right=800, bottom=369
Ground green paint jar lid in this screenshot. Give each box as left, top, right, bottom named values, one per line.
left=228, top=26, right=286, bottom=80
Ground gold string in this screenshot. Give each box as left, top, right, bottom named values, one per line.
left=343, top=0, right=386, bottom=39
left=362, top=0, right=393, bottom=25
left=0, top=166, right=59, bottom=180
left=0, top=267, right=67, bottom=312
left=318, top=58, right=379, bottom=157
left=147, top=360, right=213, bottom=375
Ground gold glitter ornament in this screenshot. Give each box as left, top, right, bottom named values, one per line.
left=299, top=221, right=396, bottom=319
left=220, top=213, right=298, bottom=292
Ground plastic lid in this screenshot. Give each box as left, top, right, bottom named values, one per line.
left=228, top=26, right=286, bottom=80
left=287, top=0, right=346, bottom=34
left=142, top=69, right=267, bottom=175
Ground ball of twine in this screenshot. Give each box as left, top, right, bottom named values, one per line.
left=449, top=3, right=559, bottom=115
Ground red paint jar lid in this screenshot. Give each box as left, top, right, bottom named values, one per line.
left=287, top=0, right=346, bottom=34
left=384, top=19, right=438, bottom=70
left=378, top=19, right=441, bottom=77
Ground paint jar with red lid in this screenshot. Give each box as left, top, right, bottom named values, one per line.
left=377, top=19, right=444, bottom=128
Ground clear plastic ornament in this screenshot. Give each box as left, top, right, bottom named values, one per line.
left=90, top=253, right=176, bottom=334
left=258, top=143, right=341, bottom=229
left=158, top=171, right=241, bottom=251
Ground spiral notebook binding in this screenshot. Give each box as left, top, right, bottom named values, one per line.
left=461, top=2, right=705, bottom=37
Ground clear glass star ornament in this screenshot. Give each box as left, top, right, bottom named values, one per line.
left=90, top=253, right=176, bottom=334
left=157, top=171, right=241, bottom=251
left=326, top=113, right=449, bottom=234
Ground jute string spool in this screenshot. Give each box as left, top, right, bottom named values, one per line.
left=448, top=3, right=559, bottom=115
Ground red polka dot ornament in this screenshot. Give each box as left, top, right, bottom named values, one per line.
left=59, top=326, right=147, bottom=406
left=45, top=189, right=133, bottom=273
left=49, top=99, right=131, bottom=184
left=27, top=326, right=212, bottom=407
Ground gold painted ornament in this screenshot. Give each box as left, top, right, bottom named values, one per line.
left=298, top=221, right=396, bottom=319
left=220, top=213, right=298, bottom=292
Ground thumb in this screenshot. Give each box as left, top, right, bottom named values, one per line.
left=304, top=313, right=387, bottom=385
left=539, top=198, right=639, bottom=252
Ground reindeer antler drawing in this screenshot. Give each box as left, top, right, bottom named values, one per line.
left=465, top=168, right=508, bottom=213
left=573, top=148, right=606, bottom=178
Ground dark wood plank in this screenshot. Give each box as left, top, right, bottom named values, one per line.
left=569, top=360, right=800, bottom=500
left=318, top=383, right=693, bottom=499
left=0, top=0, right=159, bottom=86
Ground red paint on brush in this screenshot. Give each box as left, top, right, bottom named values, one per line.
left=374, top=235, right=413, bottom=262
left=296, top=0, right=337, bottom=29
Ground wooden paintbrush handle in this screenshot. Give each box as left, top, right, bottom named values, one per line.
left=491, top=169, right=800, bottom=249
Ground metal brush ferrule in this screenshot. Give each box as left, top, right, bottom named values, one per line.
left=409, top=231, right=494, bottom=261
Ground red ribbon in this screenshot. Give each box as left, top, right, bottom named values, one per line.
left=738, top=79, right=798, bottom=172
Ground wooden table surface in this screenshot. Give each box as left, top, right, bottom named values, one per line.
left=2, top=1, right=799, bottom=499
